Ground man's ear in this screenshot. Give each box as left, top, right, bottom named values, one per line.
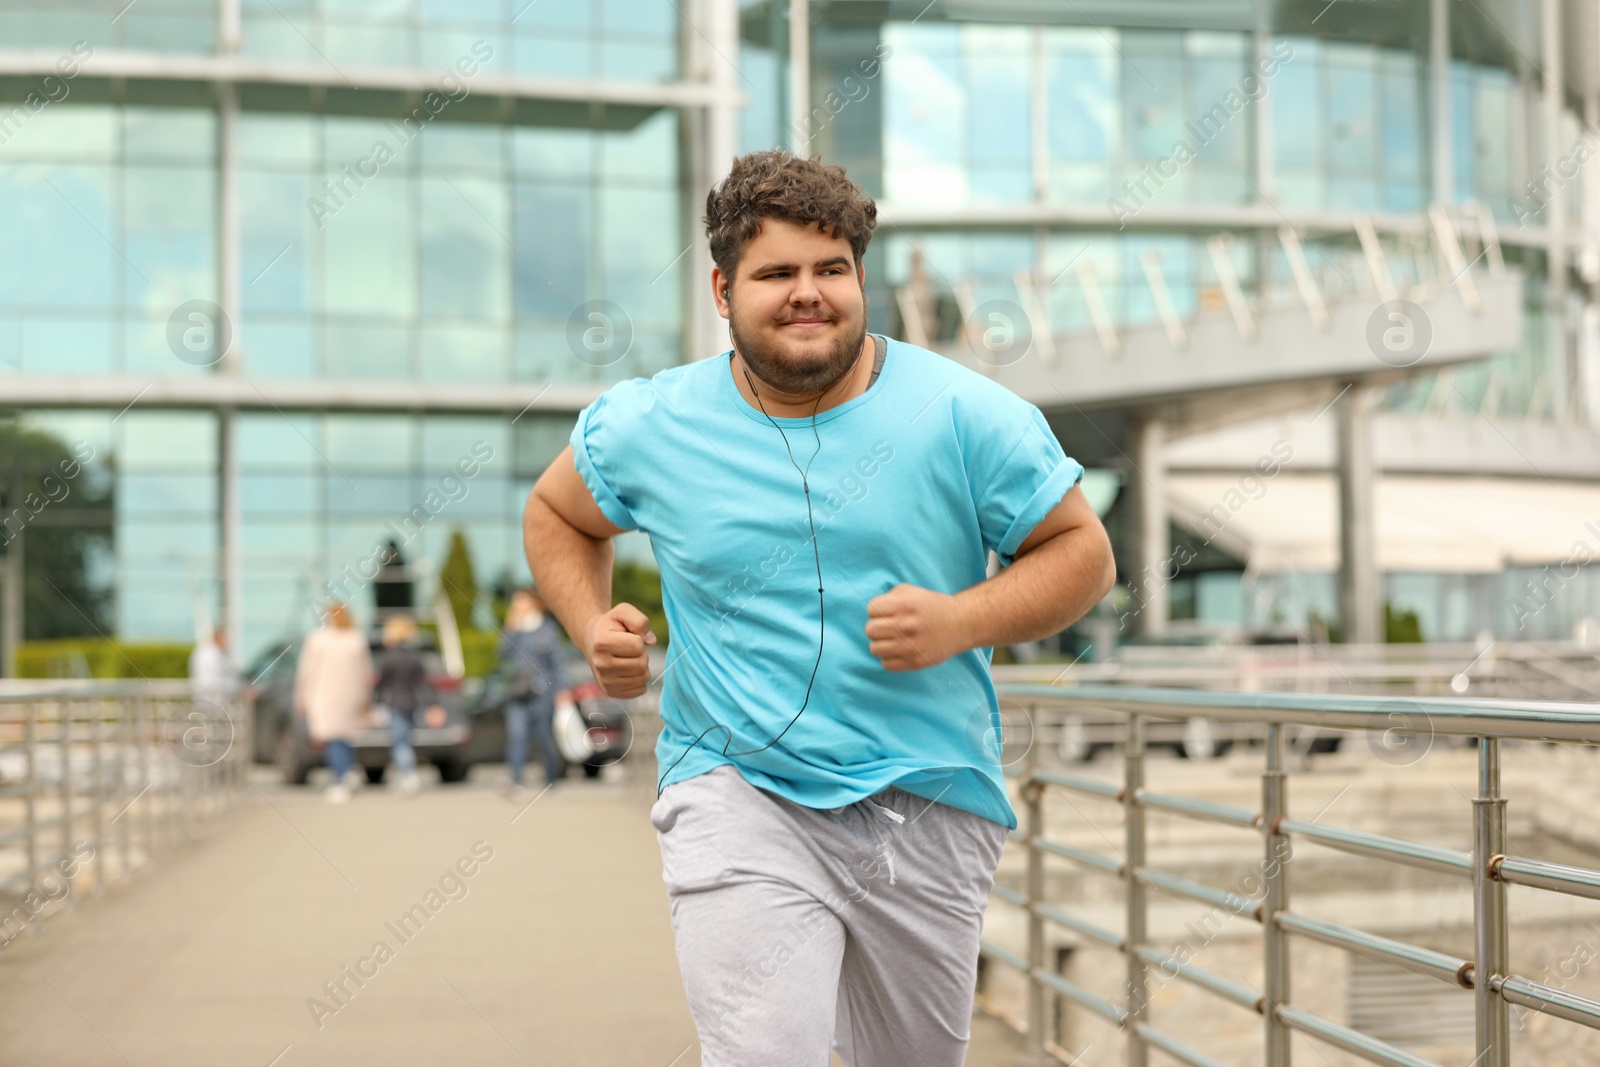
left=712, top=266, right=731, bottom=319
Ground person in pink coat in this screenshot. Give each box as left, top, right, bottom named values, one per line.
left=293, top=601, right=375, bottom=802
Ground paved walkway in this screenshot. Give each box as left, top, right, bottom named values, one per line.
left=0, top=765, right=1021, bottom=1066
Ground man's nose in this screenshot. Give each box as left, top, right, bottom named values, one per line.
left=789, top=271, right=823, bottom=305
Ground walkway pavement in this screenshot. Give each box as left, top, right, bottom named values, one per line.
left=0, top=764, right=1021, bottom=1066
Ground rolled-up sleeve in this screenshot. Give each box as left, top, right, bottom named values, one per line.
left=569, top=390, right=639, bottom=532
left=973, top=405, right=1085, bottom=568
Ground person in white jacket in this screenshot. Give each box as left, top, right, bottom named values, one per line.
left=294, top=601, right=375, bottom=802
left=187, top=626, right=239, bottom=703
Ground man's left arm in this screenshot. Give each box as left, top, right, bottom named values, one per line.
left=865, top=484, right=1115, bottom=671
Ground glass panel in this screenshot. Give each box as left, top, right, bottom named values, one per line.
left=118, top=474, right=217, bottom=515
left=513, top=29, right=594, bottom=77
left=511, top=413, right=578, bottom=478
left=23, top=316, right=114, bottom=375
left=239, top=113, right=319, bottom=168
left=600, top=183, right=679, bottom=326
left=241, top=474, right=321, bottom=516
left=241, top=171, right=315, bottom=314
left=239, top=413, right=321, bottom=471
left=511, top=126, right=596, bottom=180
left=241, top=519, right=320, bottom=562
left=513, top=182, right=592, bottom=320
left=1047, top=29, right=1119, bottom=173
left=321, top=177, right=416, bottom=317
left=323, top=320, right=412, bottom=378
left=420, top=324, right=506, bottom=382
left=882, top=24, right=966, bottom=205
left=324, top=414, right=414, bottom=471
left=420, top=176, right=509, bottom=321
left=123, top=164, right=216, bottom=312
left=118, top=412, right=216, bottom=470
left=243, top=318, right=318, bottom=378
left=1, top=165, right=116, bottom=311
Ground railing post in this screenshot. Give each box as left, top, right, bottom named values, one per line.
left=1474, top=737, right=1510, bottom=1066
left=59, top=698, right=72, bottom=876
left=1125, top=713, right=1148, bottom=1067
left=138, top=697, right=154, bottom=864
left=91, top=696, right=105, bottom=896
left=1022, top=704, right=1048, bottom=1067
left=24, top=699, right=37, bottom=897
left=117, top=696, right=130, bottom=881
left=1262, top=723, right=1292, bottom=1066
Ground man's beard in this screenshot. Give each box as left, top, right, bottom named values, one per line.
left=730, top=305, right=869, bottom=397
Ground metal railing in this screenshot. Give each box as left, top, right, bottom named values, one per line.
left=979, top=682, right=1600, bottom=1067
left=0, top=681, right=250, bottom=944
left=1017, top=639, right=1600, bottom=702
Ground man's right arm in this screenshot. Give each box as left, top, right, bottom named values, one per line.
left=523, top=445, right=655, bottom=698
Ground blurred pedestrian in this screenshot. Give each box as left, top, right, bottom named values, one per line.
left=294, top=601, right=374, bottom=803
left=500, top=587, right=571, bottom=801
left=188, top=625, right=239, bottom=703
left=375, top=614, right=429, bottom=797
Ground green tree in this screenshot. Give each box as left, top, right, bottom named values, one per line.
left=0, top=417, right=112, bottom=639
left=439, top=528, right=478, bottom=629
left=1385, top=602, right=1424, bottom=643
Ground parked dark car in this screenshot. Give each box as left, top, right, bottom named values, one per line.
left=246, top=629, right=473, bottom=785
left=464, top=646, right=633, bottom=779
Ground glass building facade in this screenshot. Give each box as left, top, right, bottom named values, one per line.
left=2, top=0, right=1596, bottom=662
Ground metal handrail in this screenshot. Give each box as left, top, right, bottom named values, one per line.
left=980, top=683, right=1600, bottom=1067
left=0, top=682, right=249, bottom=943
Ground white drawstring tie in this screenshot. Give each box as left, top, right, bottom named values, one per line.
left=867, top=800, right=904, bottom=825
left=867, top=801, right=904, bottom=884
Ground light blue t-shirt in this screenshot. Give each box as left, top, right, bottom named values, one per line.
left=569, top=336, right=1085, bottom=830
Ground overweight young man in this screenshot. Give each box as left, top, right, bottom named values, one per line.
left=523, top=150, right=1115, bottom=1066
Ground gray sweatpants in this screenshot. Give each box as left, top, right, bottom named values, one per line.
left=650, top=764, right=1010, bottom=1066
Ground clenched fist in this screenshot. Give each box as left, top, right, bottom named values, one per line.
left=582, top=602, right=656, bottom=698
left=865, top=583, right=969, bottom=671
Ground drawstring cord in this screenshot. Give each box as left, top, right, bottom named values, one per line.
left=867, top=800, right=904, bottom=885
left=825, top=797, right=906, bottom=886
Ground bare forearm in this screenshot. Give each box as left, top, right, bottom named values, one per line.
left=954, top=528, right=1115, bottom=651
left=523, top=491, right=614, bottom=654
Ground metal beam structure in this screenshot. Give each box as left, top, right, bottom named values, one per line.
left=879, top=201, right=1572, bottom=253
left=0, top=47, right=742, bottom=112
left=0, top=376, right=604, bottom=414
left=934, top=272, right=1524, bottom=414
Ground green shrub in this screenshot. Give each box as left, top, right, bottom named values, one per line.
left=19, top=638, right=192, bottom=679
left=461, top=628, right=499, bottom=678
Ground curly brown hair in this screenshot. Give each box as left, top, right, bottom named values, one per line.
left=704, top=150, right=878, bottom=279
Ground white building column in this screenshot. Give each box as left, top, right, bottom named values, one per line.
left=1582, top=87, right=1600, bottom=427
left=217, top=6, right=243, bottom=665
left=1252, top=10, right=1275, bottom=297
left=787, top=0, right=810, bottom=157
left=1129, top=413, right=1169, bottom=638
left=1541, top=0, right=1569, bottom=420
left=1337, top=383, right=1381, bottom=644
left=1429, top=0, right=1452, bottom=206
left=683, top=0, right=741, bottom=364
